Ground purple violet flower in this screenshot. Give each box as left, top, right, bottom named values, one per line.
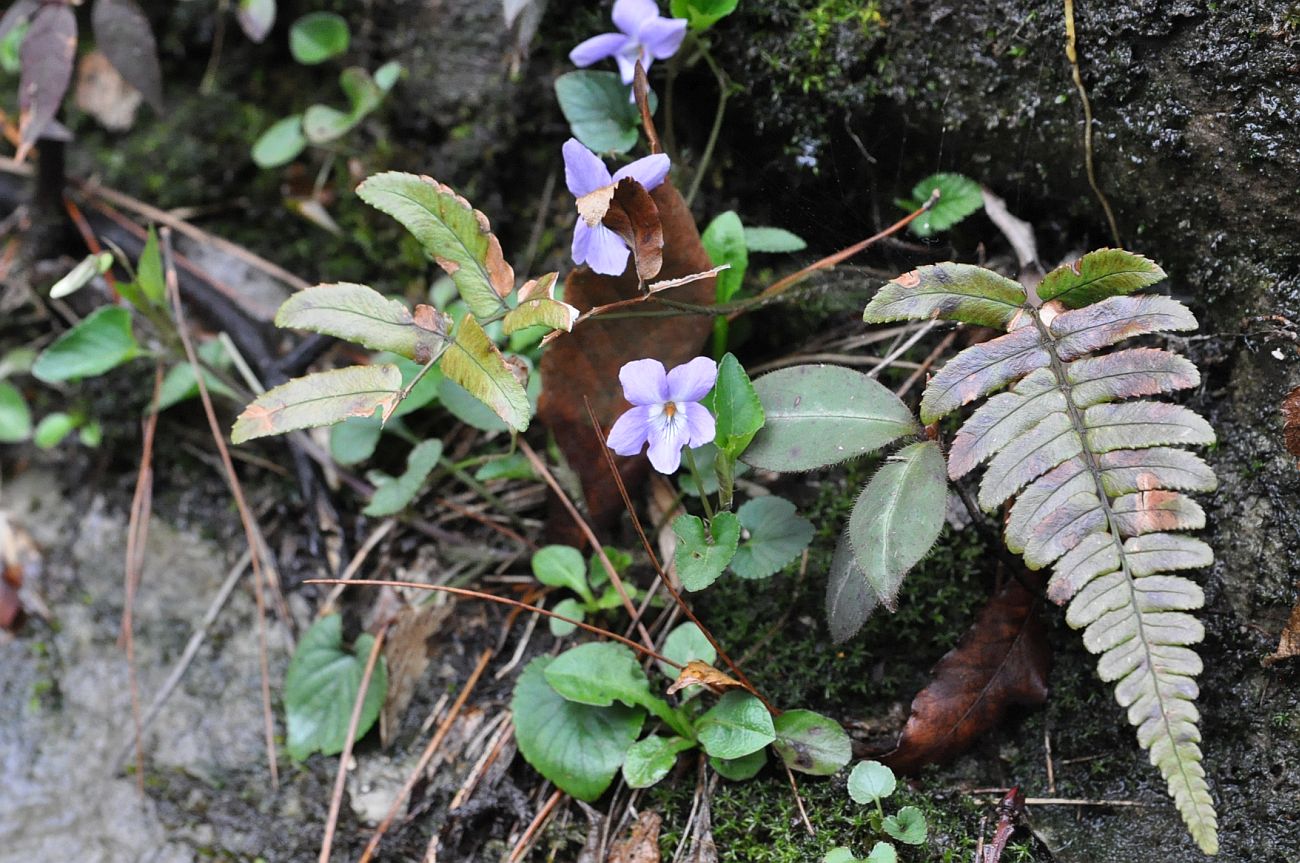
left=570, top=0, right=689, bottom=85
left=563, top=137, right=670, bottom=276
left=607, top=357, right=717, bottom=474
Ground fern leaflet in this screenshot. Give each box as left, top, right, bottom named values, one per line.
left=865, top=250, right=1219, bottom=854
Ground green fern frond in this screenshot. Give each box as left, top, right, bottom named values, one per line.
left=865, top=250, right=1219, bottom=854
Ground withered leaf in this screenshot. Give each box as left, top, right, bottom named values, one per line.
left=603, top=178, right=664, bottom=283
left=17, top=2, right=77, bottom=159
left=92, top=0, right=164, bottom=112
left=1264, top=592, right=1300, bottom=667
left=537, top=180, right=714, bottom=537
left=380, top=601, right=450, bottom=746
left=1283, top=385, right=1300, bottom=470
left=608, top=810, right=662, bottom=863
left=882, top=575, right=1049, bottom=774
left=666, top=660, right=744, bottom=697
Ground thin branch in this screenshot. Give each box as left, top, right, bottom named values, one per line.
left=1063, top=0, right=1122, bottom=247
left=162, top=228, right=280, bottom=788
left=319, top=622, right=389, bottom=863
left=507, top=788, right=565, bottom=863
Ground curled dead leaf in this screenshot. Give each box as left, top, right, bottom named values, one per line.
left=603, top=178, right=663, bottom=283
left=667, top=660, right=744, bottom=697
left=609, top=810, right=662, bottom=863
left=1282, top=385, right=1300, bottom=470
left=577, top=185, right=617, bottom=227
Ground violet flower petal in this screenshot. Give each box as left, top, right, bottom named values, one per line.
left=665, top=356, right=718, bottom=403
left=607, top=404, right=654, bottom=456
left=613, top=153, right=671, bottom=192
left=584, top=224, right=632, bottom=275
left=612, top=0, right=659, bottom=35
left=681, top=402, right=716, bottom=447
left=563, top=138, right=613, bottom=197
left=619, top=358, right=670, bottom=405
left=569, top=31, right=631, bottom=67
left=646, top=410, right=691, bottom=473
left=637, top=16, right=688, bottom=59
left=572, top=219, right=595, bottom=266
left=613, top=47, right=642, bottom=84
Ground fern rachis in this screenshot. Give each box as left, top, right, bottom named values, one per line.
left=864, top=250, right=1219, bottom=854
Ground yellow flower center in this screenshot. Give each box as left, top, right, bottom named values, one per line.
left=663, top=401, right=677, bottom=418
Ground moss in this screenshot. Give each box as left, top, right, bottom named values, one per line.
left=767, top=0, right=888, bottom=95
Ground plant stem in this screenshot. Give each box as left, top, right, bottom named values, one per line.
left=683, top=447, right=714, bottom=520
left=684, top=40, right=731, bottom=208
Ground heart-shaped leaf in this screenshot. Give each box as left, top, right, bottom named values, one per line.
left=512, top=656, right=644, bottom=801
left=847, top=760, right=896, bottom=804
left=882, top=806, right=927, bottom=845
left=555, top=70, right=653, bottom=154
left=284, top=614, right=388, bottom=761
left=658, top=622, right=717, bottom=678
left=730, top=496, right=813, bottom=580
left=673, top=511, right=741, bottom=591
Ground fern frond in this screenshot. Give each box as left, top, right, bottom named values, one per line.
left=865, top=249, right=1220, bottom=854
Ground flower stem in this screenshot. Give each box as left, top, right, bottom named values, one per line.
left=683, top=447, right=715, bottom=520
left=685, top=39, right=731, bottom=208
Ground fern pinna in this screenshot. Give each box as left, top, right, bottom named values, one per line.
left=865, top=250, right=1219, bottom=854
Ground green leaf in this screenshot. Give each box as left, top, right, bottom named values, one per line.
left=78, top=419, right=102, bottom=448
left=155, top=361, right=239, bottom=412
left=329, top=414, right=382, bottom=465
left=137, top=225, right=165, bottom=306
left=0, top=381, right=32, bottom=442
left=743, top=226, right=807, bottom=254
left=882, top=806, right=927, bottom=845
left=678, top=443, right=748, bottom=497
left=847, top=760, right=895, bottom=804
left=474, top=452, right=535, bottom=482
left=549, top=597, right=586, bottom=637
left=544, top=642, right=686, bottom=735
left=32, top=306, right=140, bottom=383
left=658, top=622, right=717, bottom=678
left=374, top=60, right=402, bottom=92
left=709, top=746, right=767, bottom=780
left=33, top=412, right=78, bottom=449
left=364, top=438, right=443, bottom=516
left=847, top=441, right=947, bottom=611
left=276, top=283, right=452, bottom=364
left=49, top=252, right=112, bottom=300
left=284, top=614, right=388, bottom=761
left=340, top=65, right=383, bottom=116
left=743, top=365, right=920, bottom=472
left=708, top=353, right=764, bottom=459
left=251, top=115, right=306, bottom=168
left=863, top=263, right=1027, bottom=330
left=772, top=710, right=851, bottom=775
left=439, top=316, right=530, bottom=432
left=702, top=212, right=748, bottom=304
left=554, top=70, right=654, bottom=154
left=0, top=347, right=37, bottom=378
left=357, top=173, right=514, bottom=321
left=824, top=847, right=862, bottom=863
left=901, top=172, right=983, bottom=237
left=231, top=364, right=403, bottom=443
left=673, top=511, right=741, bottom=591
left=730, top=496, right=813, bottom=580
left=532, top=545, right=592, bottom=603
left=865, top=842, right=899, bottom=863
left=587, top=546, right=632, bottom=588
left=1037, top=248, right=1166, bottom=308
left=826, top=533, right=882, bottom=644
left=623, top=735, right=695, bottom=788
left=696, top=691, right=775, bottom=760
left=289, top=11, right=349, bottom=64
left=670, top=0, right=739, bottom=30
left=512, top=656, right=644, bottom=801
left=302, top=103, right=356, bottom=144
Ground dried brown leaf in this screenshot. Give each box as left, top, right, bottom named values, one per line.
left=537, top=180, right=715, bottom=537
left=379, top=601, right=450, bottom=746
left=75, top=50, right=142, bottom=132
left=1264, top=592, right=1300, bottom=667
left=603, top=178, right=664, bottom=282
left=882, top=575, right=1050, bottom=774
left=17, top=3, right=77, bottom=158
left=667, top=660, right=744, bottom=697
left=609, top=810, right=661, bottom=863
left=1283, top=385, right=1300, bottom=470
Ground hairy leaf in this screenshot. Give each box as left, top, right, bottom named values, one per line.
left=744, top=365, right=920, bottom=471
left=1036, top=249, right=1165, bottom=308
left=847, top=441, right=946, bottom=610
left=357, top=173, right=514, bottom=320
left=439, top=316, right=530, bottom=432
left=277, top=283, right=452, bottom=363
left=826, top=533, right=881, bottom=644
left=873, top=256, right=1219, bottom=852
left=231, top=365, right=402, bottom=443
left=93, top=0, right=163, bottom=111
left=882, top=576, right=1049, bottom=774
left=17, top=3, right=76, bottom=155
